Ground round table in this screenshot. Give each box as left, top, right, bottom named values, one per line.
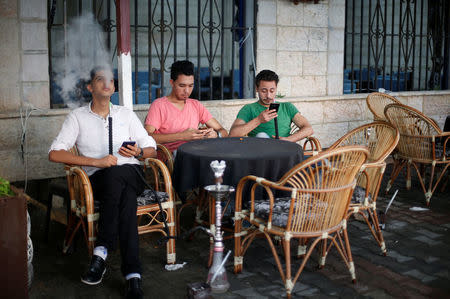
left=173, top=137, right=304, bottom=198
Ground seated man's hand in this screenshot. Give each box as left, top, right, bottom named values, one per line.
left=94, top=155, right=118, bottom=168
left=182, top=128, right=207, bottom=141
left=203, top=128, right=217, bottom=138
left=119, top=143, right=140, bottom=158
left=257, top=109, right=277, bottom=124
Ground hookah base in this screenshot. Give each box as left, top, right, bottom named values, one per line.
left=186, top=282, right=212, bottom=299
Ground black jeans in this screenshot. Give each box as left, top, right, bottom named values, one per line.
left=89, top=164, right=145, bottom=276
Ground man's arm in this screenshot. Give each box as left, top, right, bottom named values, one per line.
left=229, top=109, right=277, bottom=137
left=280, top=113, right=313, bottom=143
left=144, top=124, right=206, bottom=143
left=205, top=118, right=229, bottom=138
left=118, top=143, right=157, bottom=159
left=49, top=149, right=118, bottom=168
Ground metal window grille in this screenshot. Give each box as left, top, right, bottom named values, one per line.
left=48, top=0, right=256, bottom=107
left=344, top=0, right=450, bottom=94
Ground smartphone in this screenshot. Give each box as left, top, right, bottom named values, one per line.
left=269, top=102, right=280, bottom=112
left=121, top=141, right=136, bottom=148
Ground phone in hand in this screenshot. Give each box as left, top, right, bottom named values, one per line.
left=269, top=102, right=280, bottom=112
left=121, top=141, right=136, bottom=148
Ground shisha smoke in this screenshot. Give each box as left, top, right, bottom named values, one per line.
left=52, top=12, right=113, bottom=108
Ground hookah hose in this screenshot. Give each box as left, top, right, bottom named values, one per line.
left=108, top=117, right=113, bottom=155
left=109, top=116, right=175, bottom=244
left=132, top=165, right=177, bottom=245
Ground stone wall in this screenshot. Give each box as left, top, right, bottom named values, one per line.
left=257, top=0, right=345, bottom=97
left=0, top=0, right=49, bottom=112
left=1, top=91, right=448, bottom=182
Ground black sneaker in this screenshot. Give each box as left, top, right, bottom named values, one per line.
left=125, top=277, right=144, bottom=299
left=80, top=255, right=106, bottom=285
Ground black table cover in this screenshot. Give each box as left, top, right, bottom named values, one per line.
left=173, top=137, right=304, bottom=198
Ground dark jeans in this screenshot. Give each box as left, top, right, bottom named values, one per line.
left=89, top=164, right=145, bottom=276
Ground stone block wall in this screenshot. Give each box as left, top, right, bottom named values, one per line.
left=0, top=0, right=49, bottom=112
left=257, top=0, right=345, bottom=97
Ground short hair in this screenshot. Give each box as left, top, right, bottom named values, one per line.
left=255, top=70, right=279, bottom=87
left=170, top=60, right=194, bottom=81
left=89, top=65, right=113, bottom=83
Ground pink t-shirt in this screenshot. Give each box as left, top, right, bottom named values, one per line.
left=145, top=96, right=213, bottom=151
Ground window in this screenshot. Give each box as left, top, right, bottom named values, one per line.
left=48, top=0, right=256, bottom=108
left=344, top=0, right=450, bottom=94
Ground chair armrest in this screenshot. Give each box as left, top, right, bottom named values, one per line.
left=143, top=157, right=175, bottom=201
left=64, top=165, right=95, bottom=216
left=302, top=136, right=322, bottom=156
left=157, top=144, right=174, bottom=174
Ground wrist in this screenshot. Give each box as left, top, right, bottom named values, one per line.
left=134, top=147, right=144, bottom=159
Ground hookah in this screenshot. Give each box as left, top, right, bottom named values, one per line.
left=204, top=160, right=234, bottom=293
left=186, top=160, right=234, bottom=298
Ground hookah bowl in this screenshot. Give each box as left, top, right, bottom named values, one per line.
left=204, top=160, right=235, bottom=293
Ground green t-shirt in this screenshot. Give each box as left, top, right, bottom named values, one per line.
left=236, top=102, right=299, bottom=138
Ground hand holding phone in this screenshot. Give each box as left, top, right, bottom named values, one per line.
left=269, top=103, right=280, bottom=139
left=121, top=141, right=136, bottom=148
left=269, top=102, right=280, bottom=112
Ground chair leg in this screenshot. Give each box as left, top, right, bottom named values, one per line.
left=406, top=160, right=412, bottom=190
left=336, top=228, right=356, bottom=283
left=45, top=192, right=53, bottom=242
left=296, top=238, right=307, bottom=259
left=233, top=215, right=243, bottom=274
left=284, top=238, right=293, bottom=299
left=386, top=159, right=406, bottom=193
left=318, top=238, right=328, bottom=269
left=166, top=214, right=177, bottom=264
left=63, top=214, right=81, bottom=254
left=367, top=208, right=387, bottom=256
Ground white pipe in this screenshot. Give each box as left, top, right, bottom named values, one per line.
left=117, top=52, right=133, bottom=110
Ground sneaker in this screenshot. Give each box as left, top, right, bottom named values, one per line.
left=80, top=255, right=106, bottom=285
left=125, top=277, right=144, bottom=299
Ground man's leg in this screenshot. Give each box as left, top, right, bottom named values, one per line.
left=117, top=165, right=144, bottom=276
left=81, top=165, right=143, bottom=286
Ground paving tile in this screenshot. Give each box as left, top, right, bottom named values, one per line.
left=295, top=287, right=319, bottom=296
left=402, top=269, right=437, bottom=283
left=386, top=250, right=415, bottom=263
left=412, top=235, right=443, bottom=246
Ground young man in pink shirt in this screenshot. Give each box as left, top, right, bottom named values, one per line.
left=144, top=60, right=228, bottom=152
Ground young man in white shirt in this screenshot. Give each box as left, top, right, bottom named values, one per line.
left=49, top=66, right=155, bottom=299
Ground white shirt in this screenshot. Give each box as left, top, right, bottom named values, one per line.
left=50, top=102, right=156, bottom=176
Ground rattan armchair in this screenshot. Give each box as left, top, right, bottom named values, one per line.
left=384, top=103, right=449, bottom=205
left=233, top=146, right=368, bottom=298
left=63, top=146, right=177, bottom=264
left=328, top=122, right=399, bottom=255
left=366, top=92, right=402, bottom=121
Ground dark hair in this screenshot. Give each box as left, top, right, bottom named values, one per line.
left=255, top=70, right=279, bottom=87
left=89, top=65, right=113, bottom=83
left=170, top=60, right=194, bottom=81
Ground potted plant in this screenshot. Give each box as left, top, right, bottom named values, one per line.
left=0, top=176, right=32, bottom=298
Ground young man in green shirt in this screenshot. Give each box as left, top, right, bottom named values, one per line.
left=229, top=70, right=313, bottom=142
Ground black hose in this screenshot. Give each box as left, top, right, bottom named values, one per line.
left=108, top=117, right=113, bottom=155
left=131, top=164, right=177, bottom=245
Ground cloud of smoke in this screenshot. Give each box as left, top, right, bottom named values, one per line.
left=52, top=12, right=113, bottom=108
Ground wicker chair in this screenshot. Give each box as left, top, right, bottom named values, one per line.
left=233, top=146, right=369, bottom=298
left=328, top=122, right=399, bottom=255
left=384, top=104, right=449, bottom=205
left=366, top=92, right=402, bottom=121
left=63, top=146, right=177, bottom=264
